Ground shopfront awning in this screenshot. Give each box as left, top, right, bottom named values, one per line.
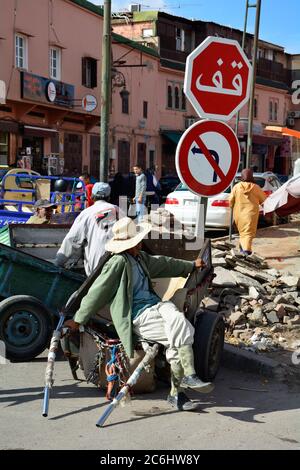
left=23, top=125, right=58, bottom=138
left=161, top=131, right=183, bottom=145
left=252, top=134, right=284, bottom=145
left=265, top=126, right=300, bottom=139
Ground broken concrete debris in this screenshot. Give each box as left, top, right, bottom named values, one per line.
left=203, top=241, right=300, bottom=353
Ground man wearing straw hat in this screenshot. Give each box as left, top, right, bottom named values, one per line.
left=66, top=217, right=214, bottom=411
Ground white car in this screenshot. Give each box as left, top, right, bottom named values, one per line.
left=164, top=172, right=281, bottom=228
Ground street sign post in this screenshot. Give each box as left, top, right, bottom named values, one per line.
left=176, top=119, right=240, bottom=197
left=184, top=36, right=252, bottom=121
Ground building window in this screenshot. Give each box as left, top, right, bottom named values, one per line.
left=15, top=34, right=27, bottom=69
left=269, top=99, right=279, bottom=121
left=142, top=28, right=153, bottom=38
left=265, top=49, right=274, bottom=61
left=143, top=101, right=148, bottom=119
left=167, top=84, right=173, bottom=108
left=174, top=86, right=180, bottom=109
left=0, top=132, right=8, bottom=165
left=269, top=100, right=273, bottom=121
left=120, top=89, right=129, bottom=114
left=167, top=82, right=185, bottom=111
left=176, top=28, right=185, bottom=52
left=274, top=101, right=278, bottom=121
left=254, top=97, right=258, bottom=118
left=50, top=47, right=61, bottom=80
left=82, top=57, right=97, bottom=88
left=181, top=88, right=186, bottom=111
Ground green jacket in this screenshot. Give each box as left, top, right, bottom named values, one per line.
left=74, top=252, right=194, bottom=357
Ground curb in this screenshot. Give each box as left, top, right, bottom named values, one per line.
left=222, top=343, right=300, bottom=383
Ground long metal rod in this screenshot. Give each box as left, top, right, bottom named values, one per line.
left=229, top=0, right=250, bottom=242
left=42, top=314, right=65, bottom=417
left=96, top=344, right=159, bottom=427
left=246, top=0, right=262, bottom=168
left=99, top=0, right=112, bottom=182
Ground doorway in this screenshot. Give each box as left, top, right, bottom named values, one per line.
left=22, top=136, right=44, bottom=173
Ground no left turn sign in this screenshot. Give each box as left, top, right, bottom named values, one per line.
left=175, top=120, right=240, bottom=197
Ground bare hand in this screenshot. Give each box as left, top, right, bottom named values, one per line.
left=64, top=319, right=80, bottom=332
left=138, top=196, right=143, bottom=204
left=194, top=258, right=206, bottom=269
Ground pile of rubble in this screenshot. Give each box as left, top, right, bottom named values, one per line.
left=202, top=240, right=300, bottom=353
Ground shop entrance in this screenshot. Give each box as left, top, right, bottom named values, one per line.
left=22, top=136, right=44, bottom=173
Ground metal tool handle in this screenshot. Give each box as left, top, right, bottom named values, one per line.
left=42, top=314, right=65, bottom=418
left=96, top=343, right=159, bottom=427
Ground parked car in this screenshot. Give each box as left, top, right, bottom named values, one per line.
left=158, top=175, right=180, bottom=204
left=164, top=172, right=281, bottom=228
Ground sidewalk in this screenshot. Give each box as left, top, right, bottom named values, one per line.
left=249, top=219, right=300, bottom=276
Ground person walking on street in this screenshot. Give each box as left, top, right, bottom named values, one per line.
left=65, top=217, right=214, bottom=411
left=26, top=199, right=57, bottom=224
left=78, top=173, right=94, bottom=208
left=54, top=182, right=122, bottom=275
left=133, top=164, right=147, bottom=222
left=229, top=168, right=267, bottom=255
left=145, top=167, right=161, bottom=206
left=110, top=172, right=126, bottom=206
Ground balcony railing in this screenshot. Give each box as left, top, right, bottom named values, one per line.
left=257, top=58, right=291, bottom=85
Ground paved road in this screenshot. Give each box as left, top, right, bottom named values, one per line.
left=1, top=355, right=300, bottom=450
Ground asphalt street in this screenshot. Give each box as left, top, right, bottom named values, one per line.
left=1, top=354, right=300, bottom=450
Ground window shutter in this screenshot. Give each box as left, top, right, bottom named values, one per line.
left=91, top=59, right=97, bottom=88
left=82, top=57, right=87, bottom=86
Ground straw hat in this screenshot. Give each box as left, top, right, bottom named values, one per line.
left=105, top=217, right=152, bottom=254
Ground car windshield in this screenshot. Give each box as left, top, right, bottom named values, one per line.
left=174, top=173, right=279, bottom=195
left=175, top=181, right=232, bottom=193
left=235, top=176, right=265, bottom=188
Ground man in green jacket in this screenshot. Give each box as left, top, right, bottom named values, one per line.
left=66, top=217, right=214, bottom=411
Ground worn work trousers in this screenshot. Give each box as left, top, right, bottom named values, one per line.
left=135, top=197, right=146, bottom=222
left=132, top=301, right=195, bottom=365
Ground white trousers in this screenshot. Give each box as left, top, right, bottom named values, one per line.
left=133, top=301, right=195, bottom=364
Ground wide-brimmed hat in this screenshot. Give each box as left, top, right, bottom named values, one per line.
left=35, top=199, right=57, bottom=209
left=105, top=217, right=151, bottom=254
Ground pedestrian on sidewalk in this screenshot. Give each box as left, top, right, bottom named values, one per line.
left=133, top=164, right=147, bottom=222
left=229, top=168, right=267, bottom=255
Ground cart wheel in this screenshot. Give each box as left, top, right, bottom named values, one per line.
left=193, top=310, right=225, bottom=382
left=0, top=295, right=53, bottom=362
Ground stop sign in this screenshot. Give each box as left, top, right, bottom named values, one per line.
left=184, top=36, right=252, bottom=121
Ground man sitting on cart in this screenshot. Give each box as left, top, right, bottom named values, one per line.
left=65, top=217, right=214, bottom=411
left=26, top=199, right=57, bottom=224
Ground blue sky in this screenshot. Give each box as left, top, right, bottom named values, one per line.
left=91, top=0, right=300, bottom=54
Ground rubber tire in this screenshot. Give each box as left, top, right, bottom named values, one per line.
left=0, top=295, right=53, bottom=362
left=193, top=311, right=225, bottom=382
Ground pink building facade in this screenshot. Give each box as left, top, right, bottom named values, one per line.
left=113, top=10, right=296, bottom=176
left=0, top=0, right=195, bottom=179
left=0, top=0, right=296, bottom=180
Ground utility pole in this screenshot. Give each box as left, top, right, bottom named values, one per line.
left=229, top=0, right=252, bottom=241
left=246, top=0, right=262, bottom=168
left=99, top=0, right=112, bottom=182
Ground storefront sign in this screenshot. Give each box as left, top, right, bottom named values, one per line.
left=82, top=94, right=97, bottom=112
left=47, top=81, right=56, bottom=102
left=21, top=72, right=74, bottom=108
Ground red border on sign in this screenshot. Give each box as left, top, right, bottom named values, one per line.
left=176, top=120, right=240, bottom=197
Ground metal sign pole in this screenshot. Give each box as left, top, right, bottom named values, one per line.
left=229, top=0, right=250, bottom=242
left=195, top=196, right=206, bottom=240
left=99, top=0, right=112, bottom=182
